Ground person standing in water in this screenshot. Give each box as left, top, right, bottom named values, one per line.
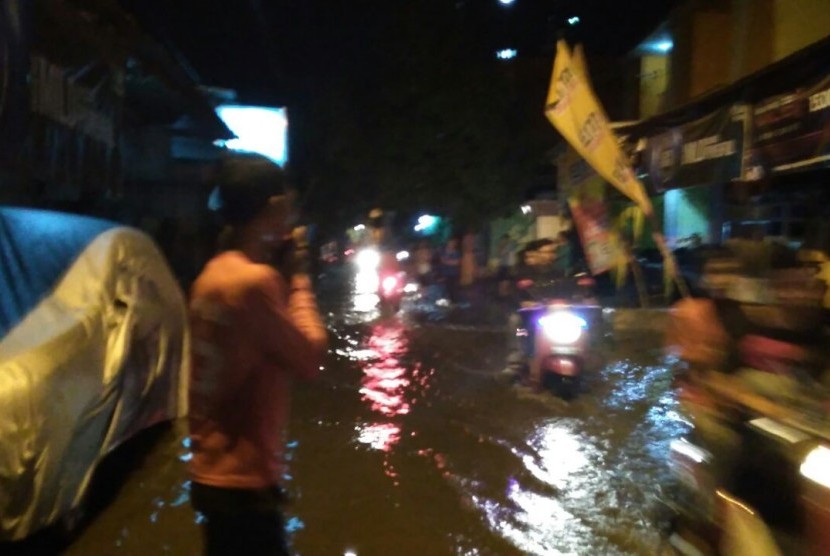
left=188, top=154, right=327, bottom=556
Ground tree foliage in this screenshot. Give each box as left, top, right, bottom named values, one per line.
left=292, top=0, right=555, bottom=235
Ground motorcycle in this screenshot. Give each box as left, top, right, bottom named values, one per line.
left=667, top=402, right=830, bottom=555
left=666, top=307, right=830, bottom=555
left=354, top=247, right=410, bottom=315
left=507, top=273, right=600, bottom=399
left=378, top=269, right=406, bottom=314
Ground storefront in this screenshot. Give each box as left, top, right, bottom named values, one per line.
left=636, top=103, right=750, bottom=246
left=732, top=68, right=830, bottom=248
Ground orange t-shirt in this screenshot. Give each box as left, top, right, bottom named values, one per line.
left=187, top=251, right=327, bottom=489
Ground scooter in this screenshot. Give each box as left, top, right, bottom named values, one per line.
left=509, top=273, right=600, bottom=399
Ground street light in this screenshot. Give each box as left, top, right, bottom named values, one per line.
left=655, top=39, right=674, bottom=53
left=498, top=0, right=515, bottom=5
left=414, top=214, right=438, bottom=233
left=567, top=16, right=580, bottom=25
left=496, top=48, right=518, bottom=60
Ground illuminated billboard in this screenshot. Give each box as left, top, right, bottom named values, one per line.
left=215, top=105, right=288, bottom=166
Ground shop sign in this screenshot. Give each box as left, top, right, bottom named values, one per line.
left=749, top=72, right=830, bottom=174
left=644, top=104, right=749, bottom=191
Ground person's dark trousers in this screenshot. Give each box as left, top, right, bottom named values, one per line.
left=191, top=482, right=290, bottom=556
left=445, top=276, right=460, bottom=303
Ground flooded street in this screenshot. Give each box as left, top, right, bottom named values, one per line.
left=58, top=273, right=684, bottom=556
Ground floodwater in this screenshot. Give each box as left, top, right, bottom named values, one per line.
left=17, top=272, right=686, bottom=555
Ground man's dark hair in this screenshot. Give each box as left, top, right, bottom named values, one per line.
left=209, top=153, right=286, bottom=226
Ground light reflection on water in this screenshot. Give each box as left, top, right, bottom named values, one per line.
left=520, top=422, right=590, bottom=491
left=352, top=267, right=382, bottom=316
left=352, top=323, right=415, bottom=456
left=352, top=292, right=380, bottom=314
left=356, top=422, right=401, bottom=451
left=460, top=354, right=682, bottom=555
left=471, top=421, right=599, bottom=555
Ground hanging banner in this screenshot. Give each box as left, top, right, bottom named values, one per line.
left=558, top=147, right=618, bottom=275
left=545, top=40, right=654, bottom=217
left=644, top=104, right=749, bottom=192
left=749, top=71, right=830, bottom=174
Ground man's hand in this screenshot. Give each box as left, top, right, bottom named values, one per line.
left=274, top=228, right=311, bottom=280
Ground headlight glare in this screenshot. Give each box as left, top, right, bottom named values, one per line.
left=801, top=445, right=830, bottom=488
left=539, top=311, right=587, bottom=344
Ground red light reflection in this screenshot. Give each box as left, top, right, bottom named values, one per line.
left=357, top=323, right=410, bottom=454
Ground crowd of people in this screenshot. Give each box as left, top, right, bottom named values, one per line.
left=404, top=229, right=580, bottom=305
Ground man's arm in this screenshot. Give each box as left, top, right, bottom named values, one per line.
left=248, top=272, right=327, bottom=380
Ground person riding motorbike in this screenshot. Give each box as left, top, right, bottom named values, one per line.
left=669, top=245, right=829, bottom=479
left=503, top=238, right=598, bottom=391
left=666, top=240, right=830, bottom=553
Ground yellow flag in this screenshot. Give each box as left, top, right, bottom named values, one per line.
left=545, top=40, right=654, bottom=217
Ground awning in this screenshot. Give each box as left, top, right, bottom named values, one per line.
left=37, top=0, right=232, bottom=140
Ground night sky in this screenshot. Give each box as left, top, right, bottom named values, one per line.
left=118, top=0, right=678, bottom=227
left=122, top=0, right=677, bottom=102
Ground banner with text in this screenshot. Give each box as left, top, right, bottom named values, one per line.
left=749, top=71, right=830, bottom=174
left=558, top=146, right=619, bottom=275
left=643, top=104, right=749, bottom=192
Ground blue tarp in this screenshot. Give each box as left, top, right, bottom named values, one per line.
left=0, top=207, right=117, bottom=337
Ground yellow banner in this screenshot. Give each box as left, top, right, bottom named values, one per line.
left=545, top=40, right=653, bottom=217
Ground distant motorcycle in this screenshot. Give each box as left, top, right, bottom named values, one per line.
left=378, top=270, right=406, bottom=314
left=354, top=247, right=409, bottom=315
left=508, top=273, right=600, bottom=399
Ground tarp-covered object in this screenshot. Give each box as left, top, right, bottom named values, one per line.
left=0, top=208, right=188, bottom=541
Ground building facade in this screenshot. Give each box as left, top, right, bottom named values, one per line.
left=623, top=0, right=830, bottom=250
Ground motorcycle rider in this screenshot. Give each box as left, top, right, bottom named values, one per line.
left=668, top=238, right=829, bottom=488
left=503, top=239, right=578, bottom=388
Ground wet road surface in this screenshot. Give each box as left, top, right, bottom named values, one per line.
left=16, top=273, right=685, bottom=555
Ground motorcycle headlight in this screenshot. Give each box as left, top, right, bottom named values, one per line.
left=539, top=311, right=587, bottom=344
left=356, top=249, right=380, bottom=271
left=801, top=445, right=830, bottom=488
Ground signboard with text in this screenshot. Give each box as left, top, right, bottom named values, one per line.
left=643, top=104, right=749, bottom=192
left=749, top=72, right=830, bottom=174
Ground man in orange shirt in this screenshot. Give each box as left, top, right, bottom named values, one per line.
left=188, top=154, right=327, bottom=555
